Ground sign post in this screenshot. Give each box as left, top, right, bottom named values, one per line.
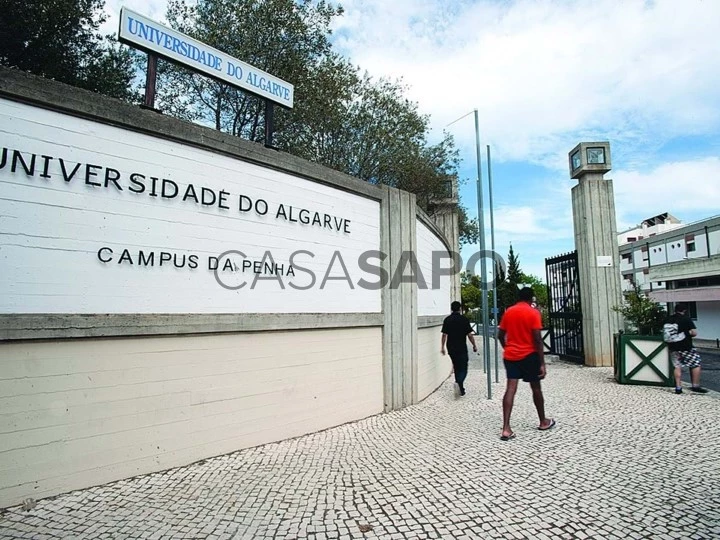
left=264, top=101, right=275, bottom=149
left=143, top=54, right=158, bottom=109
left=118, top=8, right=294, bottom=144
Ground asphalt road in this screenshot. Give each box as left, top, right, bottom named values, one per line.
left=686, top=348, right=720, bottom=392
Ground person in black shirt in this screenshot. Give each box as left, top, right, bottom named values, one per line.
left=441, top=301, right=478, bottom=397
left=664, top=303, right=708, bottom=394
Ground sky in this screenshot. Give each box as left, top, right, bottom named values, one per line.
left=104, top=0, right=720, bottom=279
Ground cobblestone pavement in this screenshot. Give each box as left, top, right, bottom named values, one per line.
left=2, top=351, right=720, bottom=540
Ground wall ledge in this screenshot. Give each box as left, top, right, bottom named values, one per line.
left=0, top=313, right=383, bottom=341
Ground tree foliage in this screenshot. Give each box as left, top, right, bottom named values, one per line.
left=161, top=0, right=343, bottom=136
left=1, top=0, right=469, bottom=247
left=495, top=245, right=518, bottom=316
left=457, top=206, right=479, bottom=246
left=158, top=0, right=464, bottom=238
left=492, top=244, right=549, bottom=324
left=613, top=284, right=667, bottom=335
left=506, top=243, right=522, bottom=285
left=519, top=274, right=548, bottom=309
left=0, top=0, right=138, bottom=100
left=460, top=272, right=482, bottom=313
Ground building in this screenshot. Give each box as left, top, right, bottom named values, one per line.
left=617, top=212, right=684, bottom=245
left=618, top=214, right=720, bottom=339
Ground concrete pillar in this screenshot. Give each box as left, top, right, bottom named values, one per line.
left=380, top=186, right=418, bottom=411
left=569, top=142, right=624, bottom=367
left=428, top=179, right=462, bottom=304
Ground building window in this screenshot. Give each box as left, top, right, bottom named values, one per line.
left=687, top=241, right=696, bottom=252
left=621, top=253, right=631, bottom=262
left=675, top=276, right=720, bottom=289
left=657, top=282, right=663, bottom=286
left=586, top=147, right=606, bottom=164
left=627, top=236, right=637, bottom=242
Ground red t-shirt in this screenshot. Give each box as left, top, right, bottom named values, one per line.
left=498, top=301, right=542, bottom=361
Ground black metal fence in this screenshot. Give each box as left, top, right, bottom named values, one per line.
left=545, top=251, right=584, bottom=363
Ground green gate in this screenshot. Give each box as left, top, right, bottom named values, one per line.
left=614, top=333, right=673, bottom=387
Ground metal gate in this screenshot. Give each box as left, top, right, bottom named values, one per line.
left=545, top=251, right=584, bottom=363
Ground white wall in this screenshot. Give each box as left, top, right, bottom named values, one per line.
left=697, top=301, right=720, bottom=339
left=0, top=98, right=381, bottom=313
left=417, top=326, right=450, bottom=400
left=666, top=238, right=686, bottom=263
left=711, top=229, right=720, bottom=255
left=0, top=327, right=383, bottom=507
left=689, top=232, right=709, bottom=259
left=648, top=244, right=668, bottom=266
left=416, top=220, right=452, bottom=316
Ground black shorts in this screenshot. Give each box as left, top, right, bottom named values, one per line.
left=504, top=353, right=541, bottom=383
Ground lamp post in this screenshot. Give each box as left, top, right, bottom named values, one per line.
left=487, top=145, right=499, bottom=383
left=473, top=111, right=492, bottom=399
left=447, top=110, right=492, bottom=399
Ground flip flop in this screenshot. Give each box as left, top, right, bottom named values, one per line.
left=500, top=433, right=516, bottom=441
left=538, top=419, right=556, bottom=431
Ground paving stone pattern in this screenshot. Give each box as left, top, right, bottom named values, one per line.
left=2, top=350, right=720, bottom=539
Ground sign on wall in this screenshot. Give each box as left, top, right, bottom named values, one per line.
left=0, top=99, right=380, bottom=313
left=118, top=7, right=294, bottom=108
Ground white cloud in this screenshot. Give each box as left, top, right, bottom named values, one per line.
left=461, top=185, right=577, bottom=280
left=613, top=157, right=720, bottom=228
left=333, top=0, right=720, bottom=168
left=493, top=205, right=567, bottom=238
left=104, top=0, right=720, bottom=177
left=102, top=0, right=168, bottom=35
left=334, top=0, right=720, bottom=269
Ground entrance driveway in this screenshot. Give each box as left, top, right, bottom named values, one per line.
left=2, top=352, right=719, bottom=539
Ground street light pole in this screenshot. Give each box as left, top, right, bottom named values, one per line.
left=473, top=110, right=491, bottom=400
left=487, top=145, right=499, bottom=383
left=445, top=109, right=492, bottom=400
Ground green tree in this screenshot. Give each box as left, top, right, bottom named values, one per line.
left=506, top=243, right=522, bottom=286
left=158, top=0, right=465, bottom=245
left=491, top=246, right=548, bottom=324
left=519, top=273, right=548, bottom=309
left=457, top=206, right=479, bottom=246
left=518, top=273, right=549, bottom=326
left=0, top=0, right=137, bottom=100
left=460, top=272, right=482, bottom=313
left=613, top=284, right=667, bottom=335
left=495, top=246, right=519, bottom=316
left=161, top=0, right=344, bottom=137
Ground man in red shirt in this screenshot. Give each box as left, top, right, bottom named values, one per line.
left=497, top=287, right=555, bottom=440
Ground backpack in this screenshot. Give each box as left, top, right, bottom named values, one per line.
left=662, top=321, right=685, bottom=343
